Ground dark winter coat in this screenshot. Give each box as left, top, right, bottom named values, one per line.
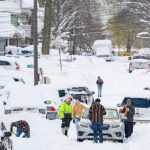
left=96, top=79, right=103, bottom=86
left=122, top=105, right=135, bottom=122
left=89, top=102, right=106, bottom=123
left=10, top=120, right=30, bottom=133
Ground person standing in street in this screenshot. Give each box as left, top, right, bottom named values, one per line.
left=96, top=76, right=104, bottom=97
left=58, top=97, right=73, bottom=136
left=73, top=100, right=86, bottom=135
left=121, top=99, right=135, bottom=138
left=89, top=98, right=106, bottom=143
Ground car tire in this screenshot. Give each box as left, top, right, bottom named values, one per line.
left=77, top=139, right=84, bottom=142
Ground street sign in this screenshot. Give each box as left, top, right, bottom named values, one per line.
left=27, top=64, right=34, bottom=68
left=44, top=100, right=52, bottom=104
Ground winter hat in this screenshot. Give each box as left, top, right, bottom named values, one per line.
left=95, top=98, right=101, bottom=103
left=66, top=96, right=73, bottom=102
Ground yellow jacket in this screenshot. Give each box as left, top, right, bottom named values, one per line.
left=73, top=102, right=86, bottom=119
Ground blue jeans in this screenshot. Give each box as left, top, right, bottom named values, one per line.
left=75, top=118, right=80, bottom=135
left=97, top=85, right=102, bottom=97
left=16, top=128, right=30, bottom=138
left=92, top=122, right=103, bottom=143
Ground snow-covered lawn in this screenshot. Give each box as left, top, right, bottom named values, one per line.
left=0, top=53, right=150, bottom=150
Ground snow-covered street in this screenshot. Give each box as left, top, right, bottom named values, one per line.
left=1, top=54, right=150, bottom=150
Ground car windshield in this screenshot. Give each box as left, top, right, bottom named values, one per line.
left=122, top=98, right=150, bottom=108
left=21, top=50, right=31, bottom=54
left=82, top=108, right=119, bottom=120
left=98, top=55, right=110, bottom=57
left=133, top=56, right=149, bottom=60
left=71, top=94, right=86, bottom=101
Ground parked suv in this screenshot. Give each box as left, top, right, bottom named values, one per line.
left=77, top=107, right=125, bottom=142
left=0, top=122, right=13, bottom=150
left=58, top=87, right=94, bottom=103
left=117, top=97, right=150, bottom=123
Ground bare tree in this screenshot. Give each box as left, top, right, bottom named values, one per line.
left=42, top=0, right=52, bottom=55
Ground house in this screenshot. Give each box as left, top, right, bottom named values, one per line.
left=0, top=0, right=24, bottom=54
left=0, top=0, right=43, bottom=54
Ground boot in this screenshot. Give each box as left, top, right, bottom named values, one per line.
left=65, top=130, right=68, bottom=136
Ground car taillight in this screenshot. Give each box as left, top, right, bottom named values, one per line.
left=16, top=65, right=20, bottom=70
left=51, top=107, right=56, bottom=112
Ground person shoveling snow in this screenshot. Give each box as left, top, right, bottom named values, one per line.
left=10, top=120, right=30, bottom=138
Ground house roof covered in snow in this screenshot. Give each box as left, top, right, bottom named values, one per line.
left=22, top=0, right=37, bottom=9
left=0, top=0, right=21, bottom=13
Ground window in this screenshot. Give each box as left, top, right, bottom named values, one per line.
left=0, top=61, right=10, bottom=66
left=13, top=78, right=19, bottom=82
left=12, top=108, right=23, bottom=112
left=122, top=97, right=150, bottom=108
left=83, top=108, right=119, bottom=120
left=11, top=14, right=18, bottom=27
left=71, top=94, right=86, bottom=101
left=133, top=56, right=149, bottom=60
left=104, top=109, right=119, bottom=120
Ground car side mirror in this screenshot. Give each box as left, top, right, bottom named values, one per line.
left=3, top=132, right=12, bottom=137
left=117, top=103, right=122, bottom=107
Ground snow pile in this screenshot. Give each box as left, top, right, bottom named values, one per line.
left=0, top=0, right=20, bottom=13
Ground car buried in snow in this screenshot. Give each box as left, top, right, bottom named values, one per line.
left=77, top=107, right=125, bottom=142
left=58, top=87, right=94, bottom=104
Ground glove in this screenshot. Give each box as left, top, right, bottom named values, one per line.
left=73, top=120, right=75, bottom=124
left=124, top=107, right=129, bottom=115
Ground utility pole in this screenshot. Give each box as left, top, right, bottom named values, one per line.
left=33, top=0, right=38, bottom=85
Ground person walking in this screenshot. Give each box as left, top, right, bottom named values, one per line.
left=58, top=97, right=73, bottom=136
left=121, top=99, right=135, bottom=138
left=73, top=100, right=86, bottom=135
left=96, top=76, right=104, bottom=97
left=89, top=98, right=106, bottom=143
left=10, top=120, right=30, bottom=138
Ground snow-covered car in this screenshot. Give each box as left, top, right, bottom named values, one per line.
left=0, top=60, right=20, bottom=71
left=77, top=107, right=125, bottom=142
left=0, top=122, right=13, bottom=150
left=129, top=55, right=150, bottom=73
left=117, top=97, right=150, bottom=123
left=58, top=87, right=94, bottom=103
left=44, top=100, right=59, bottom=120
